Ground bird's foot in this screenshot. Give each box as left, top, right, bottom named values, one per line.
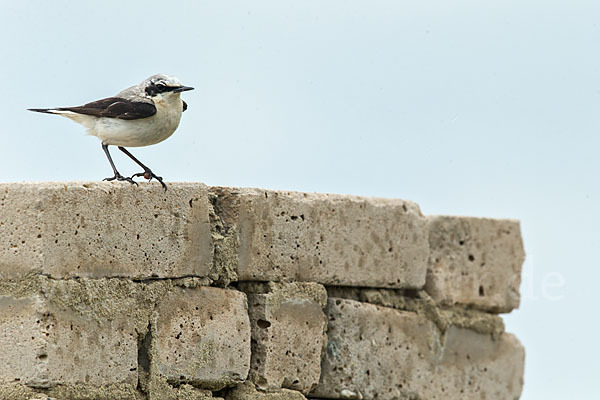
left=132, top=169, right=167, bottom=191
left=103, top=173, right=138, bottom=186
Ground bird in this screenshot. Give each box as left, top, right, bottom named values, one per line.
left=29, top=74, right=194, bottom=191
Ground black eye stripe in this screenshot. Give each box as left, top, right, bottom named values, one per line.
left=145, top=83, right=178, bottom=96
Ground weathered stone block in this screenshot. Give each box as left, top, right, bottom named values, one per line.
left=242, top=282, right=327, bottom=394
left=0, top=182, right=213, bottom=279
left=424, top=327, right=525, bottom=399
left=0, top=382, right=144, bottom=400
left=211, top=187, right=428, bottom=288
left=311, top=298, right=438, bottom=399
left=0, top=279, right=139, bottom=391
left=426, top=216, right=525, bottom=312
left=325, top=286, right=506, bottom=337
left=226, top=382, right=306, bottom=400
left=312, top=298, right=525, bottom=400
left=153, top=286, right=251, bottom=390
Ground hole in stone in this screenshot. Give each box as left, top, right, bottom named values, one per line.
left=257, top=376, right=268, bottom=386
left=479, top=286, right=485, bottom=296
left=468, top=254, right=475, bottom=262
left=137, top=323, right=152, bottom=384
left=459, top=240, right=465, bottom=246
left=257, top=319, right=271, bottom=329
left=38, top=354, right=48, bottom=360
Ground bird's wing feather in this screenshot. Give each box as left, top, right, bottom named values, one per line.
left=57, top=97, right=157, bottom=120
left=182, top=100, right=188, bottom=112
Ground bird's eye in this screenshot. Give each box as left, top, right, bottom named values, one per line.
left=156, top=83, right=166, bottom=92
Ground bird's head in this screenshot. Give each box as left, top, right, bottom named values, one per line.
left=143, top=74, right=194, bottom=101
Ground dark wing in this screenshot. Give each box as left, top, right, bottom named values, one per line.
left=182, top=100, right=188, bottom=112
left=57, top=97, right=156, bottom=120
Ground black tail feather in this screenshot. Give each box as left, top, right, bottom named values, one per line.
left=28, top=108, right=55, bottom=114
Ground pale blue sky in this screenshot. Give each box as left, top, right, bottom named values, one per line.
left=2, top=1, right=599, bottom=398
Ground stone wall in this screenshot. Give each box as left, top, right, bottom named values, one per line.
left=0, top=182, right=525, bottom=399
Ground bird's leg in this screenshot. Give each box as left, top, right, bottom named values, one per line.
left=102, top=144, right=137, bottom=185
left=118, top=146, right=167, bottom=191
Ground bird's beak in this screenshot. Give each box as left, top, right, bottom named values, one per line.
left=173, top=86, right=194, bottom=93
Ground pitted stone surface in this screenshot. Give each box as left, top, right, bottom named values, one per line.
left=0, top=182, right=213, bottom=279
left=0, top=285, right=138, bottom=390
left=211, top=187, right=428, bottom=288
left=0, top=295, right=49, bottom=388
left=426, top=216, right=525, bottom=312
left=226, top=382, right=307, bottom=400
left=0, top=183, right=526, bottom=399
left=153, top=286, right=251, bottom=390
left=312, top=297, right=524, bottom=400
left=311, top=298, right=439, bottom=399
left=242, top=282, right=327, bottom=394
left=0, top=382, right=144, bottom=400
left=424, top=327, right=525, bottom=399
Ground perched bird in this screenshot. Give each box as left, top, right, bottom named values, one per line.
left=29, top=74, right=193, bottom=191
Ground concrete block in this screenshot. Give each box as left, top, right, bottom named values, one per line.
left=325, top=286, right=506, bottom=337
left=426, top=216, right=525, bottom=312
left=0, top=382, right=144, bottom=400
left=311, top=298, right=439, bottom=400
left=226, top=382, right=307, bottom=400
left=0, top=182, right=213, bottom=279
left=152, top=286, right=251, bottom=390
left=312, top=298, right=524, bottom=400
left=425, top=327, right=525, bottom=399
left=242, top=282, right=327, bottom=394
left=210, top=187, right=428, bottom=288
left=0, top=279, right=138, bottom=391
left=145, top=379, right=218, bottom=400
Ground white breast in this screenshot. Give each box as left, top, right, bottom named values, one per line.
left=86, top=95, right=184, bottom=147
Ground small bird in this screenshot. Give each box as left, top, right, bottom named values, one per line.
left=29, top=74, right=193, bottom=191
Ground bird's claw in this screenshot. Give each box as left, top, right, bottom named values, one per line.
left=103, top=173, right=138, bottom=186
left=131, top=170, right=167, bottom=191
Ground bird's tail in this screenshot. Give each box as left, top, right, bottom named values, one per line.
left=28, top=108, right=58, bottom=114
left=28, top=108, right=81, bottom=117
left=28, top=108, right=82, bottom=117
left=28, top=107, right=96, bottom=132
